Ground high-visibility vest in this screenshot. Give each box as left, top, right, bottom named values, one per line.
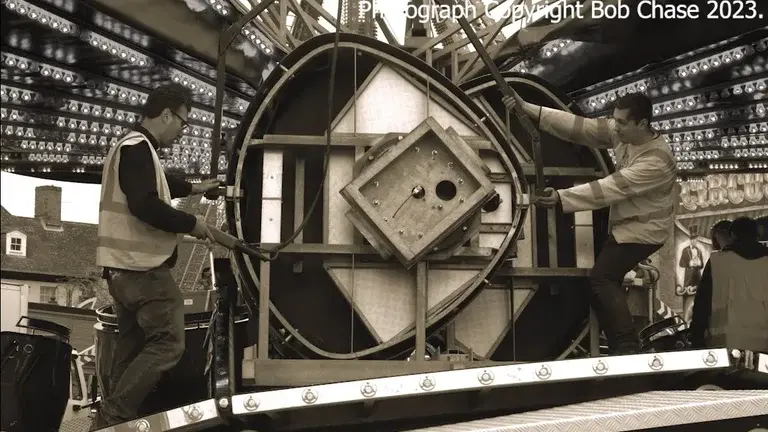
left=707, top=250, right=768, bottom=352
left=539, top=107, right=677, bottom=245
left=96, top=131, right=179, bottom=271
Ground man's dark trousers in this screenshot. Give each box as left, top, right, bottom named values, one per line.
left=590, top=236, right=663, bottom=353
left=97, top=265, right=185, bottom=426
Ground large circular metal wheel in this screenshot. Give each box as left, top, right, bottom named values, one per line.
left=226, top=33, right=612, bottom=361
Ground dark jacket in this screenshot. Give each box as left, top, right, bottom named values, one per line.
left=689, top=240, right=768, bottom=347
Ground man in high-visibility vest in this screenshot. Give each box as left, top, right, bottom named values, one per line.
left=690, top=216, right=768, bottom=352
left=92, top=84, right=221, bottom=429
left=503, top=91, right=677, bottom=355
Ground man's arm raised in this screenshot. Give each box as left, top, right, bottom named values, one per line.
left=503, top=92, right=615, bottom=149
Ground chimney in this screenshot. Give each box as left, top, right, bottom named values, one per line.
left=35, top=185, right=62, bottom=227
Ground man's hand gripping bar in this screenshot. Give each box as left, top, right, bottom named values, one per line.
left=184, top=227, right=270, bottom=261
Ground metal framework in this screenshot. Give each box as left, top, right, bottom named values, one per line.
left=90, top=313, right=768, bottom=432
left=7, top=2, right=764, bottom=432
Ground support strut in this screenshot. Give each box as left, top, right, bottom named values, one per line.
left=210, top=256, right=238, bottom=416
left=211, top=0, right=279, bottom=177
left=433, top=0, right=545, bottom=194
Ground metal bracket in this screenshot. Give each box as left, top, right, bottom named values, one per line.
left=210, top=258, right=239, bottom=418
left=211, top=0, right=279, bottom=177
left=226, top=186, right=244, bottom=199
left=433, top=0, right=544, bottom=194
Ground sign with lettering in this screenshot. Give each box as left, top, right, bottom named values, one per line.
left=678, top=173, right=768, bottom=214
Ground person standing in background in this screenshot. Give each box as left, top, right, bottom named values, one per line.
left=690, top=217, right=768, bottom=351
left=710, top=220, right=733, bottom=252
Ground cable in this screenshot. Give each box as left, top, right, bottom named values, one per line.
left=248, top=0, right=345, bottom=261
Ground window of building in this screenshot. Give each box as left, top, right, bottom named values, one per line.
left=5, top=231, right=27, bottom=257
left=40, top=285, right=58, bottom=304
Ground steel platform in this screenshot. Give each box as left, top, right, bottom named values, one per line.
left=86, top=349, right=767, bottom=432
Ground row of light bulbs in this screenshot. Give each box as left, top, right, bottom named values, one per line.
left=1, top=20, right=249, bottom=119
left=669, top=135, right=768, bottom=153
left=60, top=99, right=136, bottom=122
left=3, top=123, right=217, bottom=158
left=717, top=134, right=767, bottom=148
left=27, top=153, right=71, bottom=163
left=84, top=32, right=151, bottom=67
left=0, top=85, right=34, bottom=103
left=4, top=0, right=76, bottom=35
left=651, top=106, right=766, bottom=132
left=3, top=126, right=35, bottom=139
left=3, top=52, right=246, bottom=124
left=579, top=41, right=764, bottom=112
left=13, top=137, right=215, bottom=162
left=663, top=124, right=767, bottom=143
left=222, top=0, right=274, bottom=55
left=733, top=147, right=767, bottom=158
left=651, top=85, right=766, bottom=117
left=242, top=26, right=273, bottom=54
left=590, top=33, right=754, bottom=95
left=676, top=147, right=767, bottom=162
left=2, top=52, right=83, bottom=85
left=1, top=163, right=226, bottom=175
left=707, top=163, right=741, bottom=170
left=170, top=70, right=216, bottom=98
left=11, top=150, right=224, bottom=171
left=19, top=141, right=73, bottom=152
left=678, top=160, right=768, bottom=171
left=510, top=40, right=575, bottom=74
left=104, top=83, right=147, bottom=105
left=1, top=122, right=124, bottom=141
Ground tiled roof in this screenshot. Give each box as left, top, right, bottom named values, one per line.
left=1, top=207, right=101, bottom=279
left=1, top=204, right=213, bottom=284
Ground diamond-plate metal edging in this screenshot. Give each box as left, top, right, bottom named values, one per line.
left=403, top=390, right=768, bottom=432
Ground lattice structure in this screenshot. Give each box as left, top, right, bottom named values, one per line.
left=341, top=0, right=377, bottom=38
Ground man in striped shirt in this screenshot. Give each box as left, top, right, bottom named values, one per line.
left=504, top=92, right=677, bottom=355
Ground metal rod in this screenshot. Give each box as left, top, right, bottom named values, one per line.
left=433, top=0, right=545, bottom=193
left=211, top=0, right=279, bottom=177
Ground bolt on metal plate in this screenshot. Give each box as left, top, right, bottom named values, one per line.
left=536, top=364, right=552, bottom=380
left=134, top=419, right=150, bottom=432
left=243, top=396, right=260, bottom=411
left=592, top=360, right=608, bottom=375
left=302, top=388, right=318, bottom=404
left=360, top=382, right=377, bottom=397
left=478, top=369, right=494, bottom=385
left=703, top=351, right=719, bottom=367
left=420, top=375, right=436, bottom=391
left=648, top=355, right=664, bottom=371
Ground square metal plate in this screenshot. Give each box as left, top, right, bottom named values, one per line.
left=341, top=117, right=496, bottom=267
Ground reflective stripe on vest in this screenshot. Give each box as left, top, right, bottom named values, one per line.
left=708, top=251, right=768, bottom=352
left=96, top=131, right=178, bottom=271
left=609, top=148, right=676, bottom=227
